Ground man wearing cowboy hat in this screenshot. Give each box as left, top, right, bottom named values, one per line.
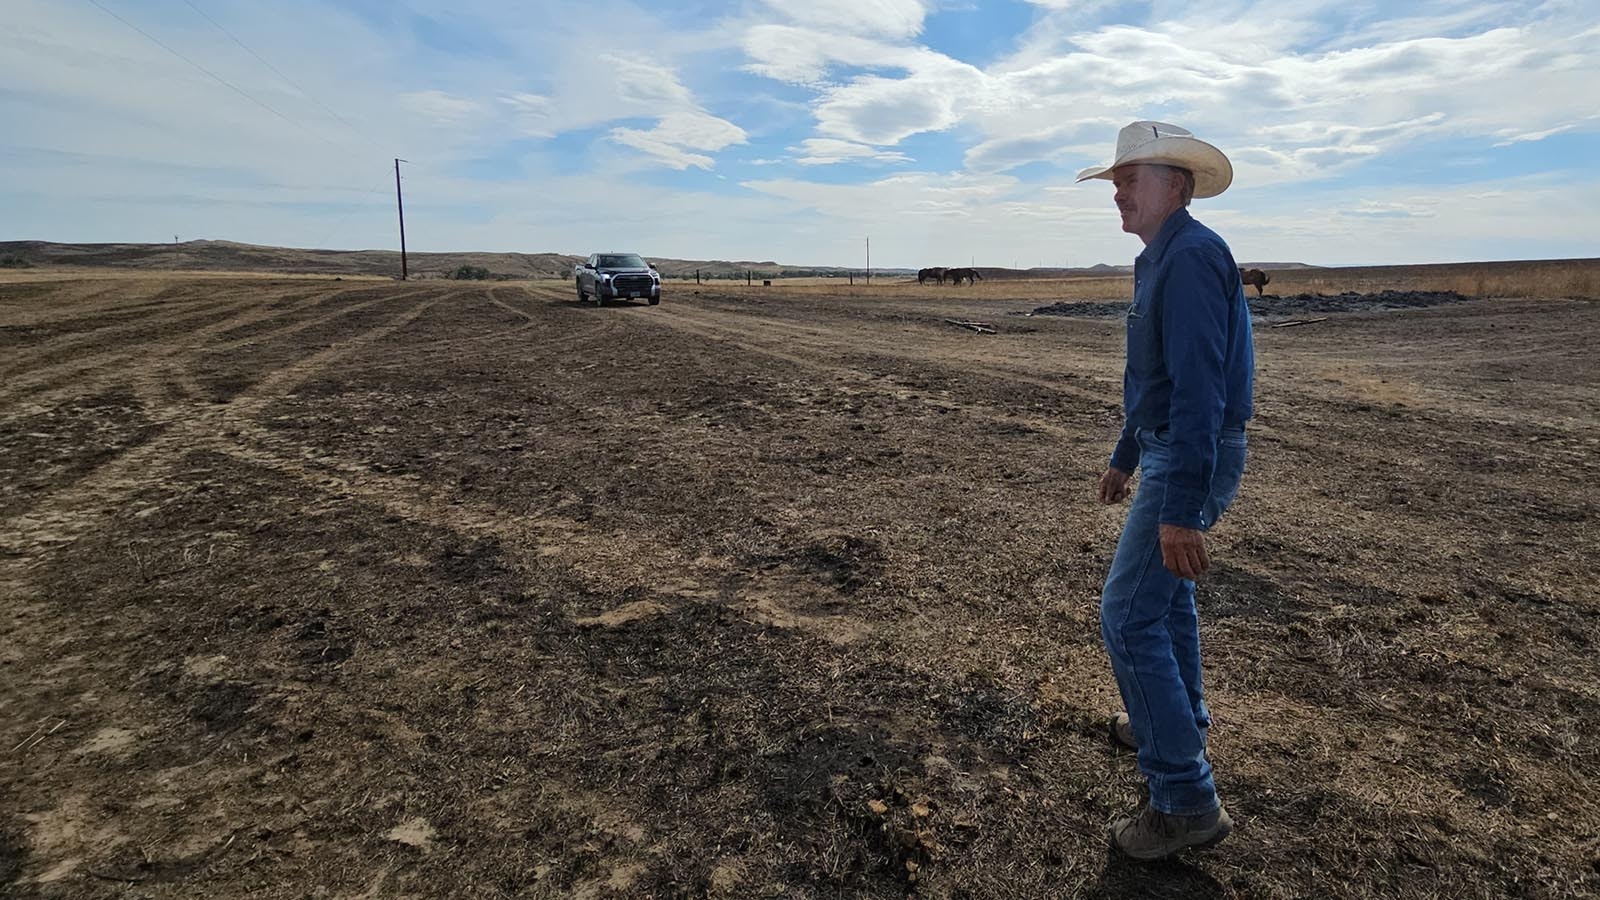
left=1077, top=121, right=1255, bottom=860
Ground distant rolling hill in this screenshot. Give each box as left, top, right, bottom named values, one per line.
left=0, top=240, right=910, bottom=281
left=0, top=240, right=1319, bottom=281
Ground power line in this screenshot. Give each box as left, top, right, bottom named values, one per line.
left=178, top=0, right=370, bottom=146
left=87, top=0, right=418, bottom=253
left=313, top=169, right=396, bottom=252
left=85, top=0, right=337, bottom=149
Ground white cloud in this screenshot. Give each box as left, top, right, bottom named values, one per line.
left=500, top=92, right=558, bottom=138
left=401, top=90, right=484, bottom=123
left=637, top=111, right=748, bottom=151
left=606, top=56, right=697, bottom=108
left=609, top=111, right=747, bottom=170
left=741, top=25, right=987, bottom=147
left=5, top=0, right=1600, bottom=268
left=794, top=138, right=911, bottom=166
left=743, top=0, right=1600, bottom=190
left=1340, top=200, right=1434, bottom=219
left=607, top=130, right=717, bottom=170
left=758, top=0, right=931, bottom=39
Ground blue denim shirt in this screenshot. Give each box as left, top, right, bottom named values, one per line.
left=1110, top=208, right=1255, bottom=529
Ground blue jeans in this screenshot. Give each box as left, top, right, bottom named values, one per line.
left=1100, top=425, right=1247, bottom=815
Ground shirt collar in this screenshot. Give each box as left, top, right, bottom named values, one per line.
left=1138, top=207, right=1193, bottom=265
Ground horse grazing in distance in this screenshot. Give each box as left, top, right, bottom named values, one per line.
left=946, top=267, right=982, bottom=286
left=918, top=266, right=946, bottom=285
left=1239, top=267, right=1270, bottom=297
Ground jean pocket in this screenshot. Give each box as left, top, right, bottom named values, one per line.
left=1137, top=427, right=1171, bottom=453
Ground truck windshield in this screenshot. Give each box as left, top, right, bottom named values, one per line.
left=598, top=254, right=647, bottom=268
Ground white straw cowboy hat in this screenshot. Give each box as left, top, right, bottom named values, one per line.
left=1076, top=121, right=1233, bottom=199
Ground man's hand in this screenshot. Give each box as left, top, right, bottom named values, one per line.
left=1098, top=467, right=1132, bottom=505
left=1159, top=524, right=1209, bottom=580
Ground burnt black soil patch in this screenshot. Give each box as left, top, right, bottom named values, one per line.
left=189, top=680, right=258, bottom=733
left=0, top=827, right=25, bottom=887
left=434, top=536, right=516, bottom=587
left=749, top=533, right=886, bottom=594
left=1023, top=290, right=1474, bottom=320
left=1453, top=767, right=1514, bottom=810
left=195, top=371, right=254, bottom=403
left=292, top=609, right=357, bottom=667
left=1199, top=563, right=1305, bottom=624
left=1248, top=290, right=1472, bottom=316
left=934, top=671, right=1042, bottom=760
left=0, top=387, right=162, bottom=518
left=0, top=307, right=153, bottom=349
left=523, top=601, right=1031, bottom=894
left=1023, top=300, right=1131, bottom=319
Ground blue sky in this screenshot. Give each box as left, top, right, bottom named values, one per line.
left=3, top=0, right=1598, bottom=267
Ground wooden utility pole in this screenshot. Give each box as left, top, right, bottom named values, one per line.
left=865, top=236, right=870, bottom=283
left=394, top=158, right=408, bottom=281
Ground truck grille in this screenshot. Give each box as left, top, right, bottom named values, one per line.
left=612, top=274, right=654, bottom=293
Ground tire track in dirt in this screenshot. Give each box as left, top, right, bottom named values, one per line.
left=190, top=283, right=875, bottom=643
left=209, top=416, right=869, bottom=646
left=0, top=281, right=268, bottom=370
left=0, top=277, right=183, bottom=328
left=0, top=289, right=275, bottom=409
left=154, top=284, right=440, bottom=409
left=0, top=291, right=441, bottom=568
left=366, top=283, right=623, bottom=357
left=3, top=281, right=867, bottom=646
left=201, top=285, right=428, bottom=354
left=656, top=301, right=1119, bottom=441
left=20, top=282, right=434, bottom=415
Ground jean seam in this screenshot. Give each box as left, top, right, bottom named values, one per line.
left=1118, top=535, right=1164, bottom=804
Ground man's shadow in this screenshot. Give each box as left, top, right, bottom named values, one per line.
left=1093, top=848, right=1227, bottom=899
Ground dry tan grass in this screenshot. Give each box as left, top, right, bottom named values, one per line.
left=666, top=258, right=1600, bottom=302
left=0, top=267, right=389, bottom=287
left=1253, top=258, right=1600, bottom=299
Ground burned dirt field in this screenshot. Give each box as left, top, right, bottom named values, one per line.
left=2, top=273, right=1598, bottom=898
left=1025, top=289, right=1477, bottom=323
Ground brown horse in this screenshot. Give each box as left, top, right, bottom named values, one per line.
left=946, top=267, right=982, bottom=286
left=1239, top=267, right=1269, bottom=297
left=918, top=266, right=946, bottom=285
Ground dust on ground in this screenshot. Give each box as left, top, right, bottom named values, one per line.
left=2, top=273, right=1598, bottom=898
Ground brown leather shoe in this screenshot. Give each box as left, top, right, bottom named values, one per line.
left=1109, top=712, right=1138, bottom=750
left=1108, top=803, right=1233, bottom=860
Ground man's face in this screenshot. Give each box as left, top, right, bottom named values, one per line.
left=1111, top=165, right=1181, bottom=242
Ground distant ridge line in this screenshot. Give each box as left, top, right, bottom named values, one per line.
left=5, top=240, right=1591, bottom=281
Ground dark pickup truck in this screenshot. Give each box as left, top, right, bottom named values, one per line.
left=574, top=252, right=662, bottom=306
